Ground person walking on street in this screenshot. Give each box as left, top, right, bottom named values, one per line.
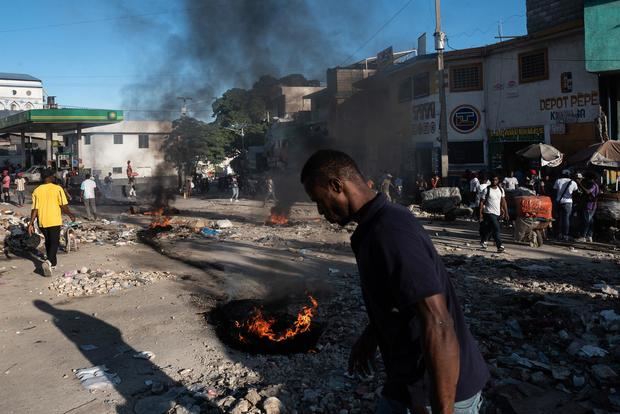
left=15, top=172, right=26, bottom=207
left=301, top=150, right=488, bottom=414
left=576, top=172, right=600, bottom=243
left=80, top=174, right=98, bottom=221
left=28, top=170, right=76, bottom=277
left=553, top=170, right=578, bottom=241
left=502, top=171, right=519, bottom=191
left=479, top=174, right=508, bottom=253
left=380, top=174, right=393, bottom=202
left=183, top=177, right=193, bottom=199
left=2, top=170, right=11, bottom=203
left=126, top=161, right=137, bottom=198
left=230, top=175, right=239, bottom=202
left=263, top=176, right=277, bottom=207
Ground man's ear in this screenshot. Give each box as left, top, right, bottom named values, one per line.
left=328, top=178, right=344, bottom=194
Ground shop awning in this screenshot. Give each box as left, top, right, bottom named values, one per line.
left=0, top=108, right=123, bottom=133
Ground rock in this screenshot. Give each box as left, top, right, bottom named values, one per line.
left=133, top=395, right=176, bottom=414
left=591, top=364, right=617, bottom=380
left=572, top=375, right=585, bottom=388
left=578, top=345, right=608, bottom=358
left=551, top=366, right=571, bottom=380
left=245, top=389, right=262, bottom=406
left=263, top=397, right=286, bottom=414
left=79, top=267, right=89, bottom=274
left=231, top=399, right=252, bottom=414
left=214, top=219, right=233, bottom=229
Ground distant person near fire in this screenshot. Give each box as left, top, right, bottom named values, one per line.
left=28, top=170, right=76, bottom=277
left=80, top=174, right=98, bottom=221
left=126, top=160, right=137, bottom=198
left=301, top=150, right=488, bottom=414
left=263, top=176, right=277, bottom=207
left=380, top=174, right=393, bottom=202
left=230, top=175, right=239, bottom=203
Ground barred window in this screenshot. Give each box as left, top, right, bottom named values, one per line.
left=413, top=72, right=430, bottom=99
left=450, top=64, right=482, bottom=91
left=519, top=49, right=548, bottom=83
left=398, top=77, right=413, bottom=102
left=113, top=134, right=123, bottom=144
left=84, top=135, right=91, bottom=145
left=112, top=167, right=122, bottom=174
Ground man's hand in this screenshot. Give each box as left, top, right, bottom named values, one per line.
left=27, top=223, right=34, bottom=236
left=69, top=214, right=76, bottom=222
left=348, top=326, right=378, bottom=377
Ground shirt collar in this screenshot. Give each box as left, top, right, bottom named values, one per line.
left=350, top=193, right=388, bottom=252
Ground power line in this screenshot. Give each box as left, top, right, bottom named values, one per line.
left=340, top=0, right=414, bottom=66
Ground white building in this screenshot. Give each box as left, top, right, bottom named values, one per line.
left=65, top=120, right=173, bottom=178
left=0, top=73, right=44, bottom=112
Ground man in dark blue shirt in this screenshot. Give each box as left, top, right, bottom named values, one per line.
left=301, top=150, right=488, bottom=414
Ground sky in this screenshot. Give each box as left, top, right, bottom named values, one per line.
left=2, top=0, right=526, bottom=117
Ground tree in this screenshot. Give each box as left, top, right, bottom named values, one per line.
left=163, top=116, right=230, bottom=185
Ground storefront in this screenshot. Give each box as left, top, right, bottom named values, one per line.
left=487, top=126, right=545, bottom=172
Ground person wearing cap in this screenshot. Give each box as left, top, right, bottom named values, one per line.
left=14, top=172, right=27, bottom=207
left=27, top=170, right=76, bottom=277
left=553, top=170, right=578, bottom=241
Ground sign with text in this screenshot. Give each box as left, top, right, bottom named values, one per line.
left=488, top=126, right=544, bottom=142
left=450, top=105, right=480, bottom=134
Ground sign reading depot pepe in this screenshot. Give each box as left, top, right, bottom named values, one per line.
left=539, top=90, right=599, bottom=122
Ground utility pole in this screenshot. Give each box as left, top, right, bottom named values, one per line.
left=435, top=0, right=449, bottom=179
left=177, top=96, right=192, bottom=117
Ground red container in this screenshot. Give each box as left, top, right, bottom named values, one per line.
left=514, top=196, right=553, bottom=219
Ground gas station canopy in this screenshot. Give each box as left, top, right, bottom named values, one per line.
left=0, top=108, right=123, bottom=133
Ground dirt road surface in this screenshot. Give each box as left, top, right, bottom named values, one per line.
left=1, top=197, right=619, bottom=413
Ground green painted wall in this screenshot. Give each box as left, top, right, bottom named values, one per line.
left=585, top=0, right=620, bottom=72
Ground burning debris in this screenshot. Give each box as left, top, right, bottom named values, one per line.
left=211, top=296, right=323, bottom=354
left=266, top=206, right=290, bottom=226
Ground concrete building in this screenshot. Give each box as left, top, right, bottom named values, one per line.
left=584, top=0, right=620, bottom=141
left=62, top=120, right=173, bottom=179
left=0, top=73, right=44, bottom=113
left=311, top=1, right=602, bottom=181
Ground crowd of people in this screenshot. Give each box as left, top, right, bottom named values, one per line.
left=373, top=167, right=608, bottom=245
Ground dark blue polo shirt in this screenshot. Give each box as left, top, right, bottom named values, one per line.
left=350, top=194, right=488, bottom=405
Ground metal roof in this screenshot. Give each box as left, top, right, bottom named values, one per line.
left=0, top=73, right=41, bottom=82
left=0, top=108, right=123, bottom=133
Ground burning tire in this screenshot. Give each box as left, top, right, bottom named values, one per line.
left=209, top=296, right=323, bottom=354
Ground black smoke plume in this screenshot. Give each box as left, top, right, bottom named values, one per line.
left=118, top=0, right=373, bottom=118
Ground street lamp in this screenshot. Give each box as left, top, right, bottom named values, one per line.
left=224, top=124, right=246, bottom=150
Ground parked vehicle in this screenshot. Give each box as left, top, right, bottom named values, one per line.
left=22, top=165, right=47, bottom=183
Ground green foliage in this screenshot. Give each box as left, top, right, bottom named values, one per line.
left=163, top=116, right=232, bottom=176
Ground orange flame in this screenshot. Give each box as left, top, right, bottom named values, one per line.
left=266, top=213, right=289, bottom=225
left=235, top=296, right=318, bottom=342
left=146, top=208, right=172, bottom=229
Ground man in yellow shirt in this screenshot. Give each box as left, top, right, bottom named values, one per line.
left=27, top=171, right=75, bottom=277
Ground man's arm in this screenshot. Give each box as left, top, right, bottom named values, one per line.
left=418, top=294, right=460, bottom=414
left=501, top=195, right=509, bottom=219
left=27, top=208, right=38, bottom=235
left=348, top=324, right=378, bottom=376
left=478, top=197, right=485, bottom=220
left=61, top=204, right=76, bottom=222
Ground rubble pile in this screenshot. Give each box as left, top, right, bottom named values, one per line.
left=443, top=253, right=620, bottom=413
left=49, top=268, right=176, bottom=296
left=71, top=221, right=139, bottom=246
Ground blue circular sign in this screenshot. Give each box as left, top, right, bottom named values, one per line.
left=450, top=105, right=480, bottom=134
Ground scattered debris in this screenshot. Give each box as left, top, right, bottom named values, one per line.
left=49, top=269, right=176, bottom=296
left=73, top=365, right=120, bottom=391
